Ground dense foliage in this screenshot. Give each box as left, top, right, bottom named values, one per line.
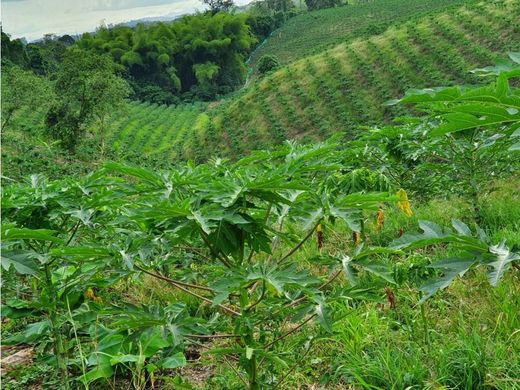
left=2, top=54, right=519, bottom=389
left=256, top=54, right=281, bottom=75
left=44, top=49, right=130, bottom=151
left=1, top=1, right=520, bottom=388
left=1, top=65, right=50, bottom=131
left=76, top=13, right=256, bottom=102
left=210, top=0, right=520, bottom=157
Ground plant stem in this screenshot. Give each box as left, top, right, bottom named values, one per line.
left=137, top=266, right=240, bottom=316
left=264, top=314, right=316, bottom=350
left=278, top=222, right=320, bottom=264
left=246, top=279, right=266, bottom=312
left=199, top=229, right=233, bottom=268
left=273, top=340, right=313, bottom=389
left=45, top=264, right=70, bottom=390
left=66, top=297, right=89, bottom=390
left=419, top=294, right=431, bottom=352
left=135, top=265, right=214, bottom=292
left=289, top=268, right=343, bottom=307
left=249, top=352, right=259, bottom=390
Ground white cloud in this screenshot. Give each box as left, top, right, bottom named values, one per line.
left=92, top=0, right=176, bottom=11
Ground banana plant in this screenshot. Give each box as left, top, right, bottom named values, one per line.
left=391, top=219, right=520, bottom=303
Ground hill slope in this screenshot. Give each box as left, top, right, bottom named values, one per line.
left=248, top=0, right=476, bottom=69
left=3, top=101, right=207, bottom=178
left=4, top=0, right=520, bottom=173
left=202, top=0, right=520, bottom=158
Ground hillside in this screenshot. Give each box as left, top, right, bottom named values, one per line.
left=204, top=0, right=520, bottom=158
left=107, top=101, right=207, bottom=161
left=4, top=0, right=519, bottom=171
left=2, top=101, right=207, bottom=178
left=2, top=0, right=520, bottom=389
left=248, top=0, right=475, bottom=69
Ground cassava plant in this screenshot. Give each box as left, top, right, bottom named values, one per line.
left=386, top=52, right=520, bottom=218
left=100, top=139, right=400, bottom=389
left=1, top=172, right=128, bottom=389
left=391, top=219, right=520, bottom=302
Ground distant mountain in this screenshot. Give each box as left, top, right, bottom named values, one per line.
left=117, top=11, right=187, bottom=28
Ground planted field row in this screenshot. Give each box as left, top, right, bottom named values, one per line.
left=207, top=0, right=520, bottom=157
left=249, top=0, right=477, bottom=69
left=96, top=101, right=204, bottom=162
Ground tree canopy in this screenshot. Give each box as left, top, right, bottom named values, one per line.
left=1, top=65, right=50, bottom=131
left=77, top=12, right=257, bottom=102
left=44, top=49, right=129, bottom=151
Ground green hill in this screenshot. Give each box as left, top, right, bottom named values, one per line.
left=204, top=0, right=520, bottom=158
left=3, top=101, right=207, bottom=178
left=247, top=0, right=477, bottom=70
left=107, top=101, right=207, bottom=161
left=4, top=0, right=519, bottom=173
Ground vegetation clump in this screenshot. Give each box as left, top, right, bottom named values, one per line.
left=1, top=1, right=519, bottom=388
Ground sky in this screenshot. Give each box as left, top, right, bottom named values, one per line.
left=2, top=0, right=250, bottom=41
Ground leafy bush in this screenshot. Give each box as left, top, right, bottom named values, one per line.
left=256, top=54, right=281, bottom=75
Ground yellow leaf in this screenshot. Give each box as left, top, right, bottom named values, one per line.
left=86, top=288, right=96, bottom=300
left=376, top=207, right=384, bottom=231
left=397, top=189, right=413, bottom=217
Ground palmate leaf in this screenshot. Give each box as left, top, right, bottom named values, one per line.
left=388, top=61, right=520, bottom=138
left=1, top=249, right=39, bottom=275
left=247, top=264, right=320, bottom=295
left=354, top=259, right=395, bottom=284
left=419, top=258, right=476, bottom=303
left=390, top=220, right=487, bottom=252
left=471, top=52, right=520, bottom=78
left=396, top=220, right=519, bottom=301
left=431, top=104, right=520, bottom=137
left=341, top=256, right=357, bottom=286
left=329, top=206, right=361, bottom=231
left=340, top=245, right=400, bottom=286
left=312, top=295, right=332, bottom=333
left=487, top=241, right=520, bottom=287
left=104, top=162, right=163, bottom=187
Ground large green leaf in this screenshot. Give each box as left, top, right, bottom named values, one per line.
left=160, top=352, right=187, bottom=369
left=390, top=220, right=487, bottom=252
left=1, top=249, right=39, bottom=275
left=104, top=162, right=163, bottom=187
left=3, top=320, right=51, bottom=344
left=247, top=264, right=319, bottom=295
left=140, top=327, right=171, bottom=356
left=49, top=246, right=112, bottom=260
left=1, top=227, right=62, bottom=243
left=313, top=296, right=332, bottom=333
left=419, top=258, right=476, bottom=303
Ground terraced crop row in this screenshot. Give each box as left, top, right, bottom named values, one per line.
left=248, top=0, right=477, bottom=69
left=207, top=0, right=520, bottom=157
left=8, top=100, right=207, bottom=162
left=108, top=101, right=207, bottom=161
